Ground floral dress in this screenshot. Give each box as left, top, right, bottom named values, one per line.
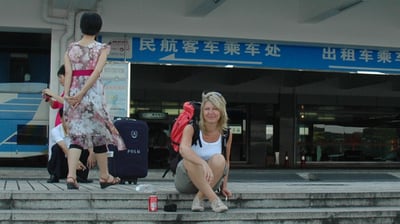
left=64, top=41, right=125, bottom=150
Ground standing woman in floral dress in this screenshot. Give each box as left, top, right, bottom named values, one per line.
left=63, top=12, right=125, bottom=190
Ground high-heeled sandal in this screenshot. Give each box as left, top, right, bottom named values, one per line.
left=99, top=175, right=121, bottom=189
left=66, top=176, right=79, bottom=190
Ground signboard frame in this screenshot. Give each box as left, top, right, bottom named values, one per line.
left=101, top=62, right=131, bottom=118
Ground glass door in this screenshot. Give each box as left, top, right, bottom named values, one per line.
left=228, top=106, right=248, bottom=163
left=297, top=105, right=400, bottom=163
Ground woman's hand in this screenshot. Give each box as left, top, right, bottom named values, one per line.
left=202, top=162, right=214, bottom=184
left=221, top=186, right=232, bottom=198
left=87, top=150, right=96, bottom=169
left=65, top=93, right=83, bottom=108
left=76, top=161, right=87, bottom=171
left=42, top=88, right=54, bottom=97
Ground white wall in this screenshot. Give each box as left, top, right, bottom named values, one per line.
left=99, top=0, right=400, bottom=48
left=0, top=0, right=52, bottom=30
left=0, top=0, right=399, bottom=49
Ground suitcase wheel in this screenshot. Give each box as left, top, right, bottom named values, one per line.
left=120, top=178, right=138, bottom=185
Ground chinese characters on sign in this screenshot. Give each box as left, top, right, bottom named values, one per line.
left=322, top=47, right=400, bottom=63
left=101, top=37, right=132, bottom=59
left=322, top=47, right=400, bottom=73
left=100, top=36, right=400, bottom=74
left=139, top=38, right=281, bottom=58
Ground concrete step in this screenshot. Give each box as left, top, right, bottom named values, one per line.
left=1, top=207, right=400, bottom=224
left=2, top=168, right=400, bottom=223
left=3, top=186, right=400, bottom=223
left=3, top=189, right=400, bottom=210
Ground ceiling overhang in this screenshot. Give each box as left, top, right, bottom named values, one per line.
left=185, top=0, right=226, bottom=17
left=299, top=0, right=364, bottom=23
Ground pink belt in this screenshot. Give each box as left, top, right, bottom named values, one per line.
left=72, top=70, right=93, bottom=76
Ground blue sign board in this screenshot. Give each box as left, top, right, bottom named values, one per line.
left=107, top=36, right=400, bottom=74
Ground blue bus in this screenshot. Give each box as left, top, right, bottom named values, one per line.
left=0, top=82, right=49, bottom=160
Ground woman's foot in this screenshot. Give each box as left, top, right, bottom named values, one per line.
left=66, top=176, right=79, bottom=190
left=191, top=196, right=205, bottom=212
left=99, top=175, right=121, bottom=189
left=211, top=198, right=228, bottom=213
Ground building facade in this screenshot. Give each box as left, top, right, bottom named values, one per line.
left=1, top=0, right=400, bottom=168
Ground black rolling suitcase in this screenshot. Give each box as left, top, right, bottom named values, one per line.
left=108, top=118, right=149, bottom=184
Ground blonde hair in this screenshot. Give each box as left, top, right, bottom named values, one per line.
left=199, top=91, right=228, bottom=133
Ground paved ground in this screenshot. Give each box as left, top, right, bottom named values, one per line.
left=3, top=167, right=400, bottom=182
left=1, top=167, right=400, bottom=194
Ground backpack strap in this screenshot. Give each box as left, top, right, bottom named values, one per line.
left=221, top=128, right=230, bottom=158
left=190, top=120, right=202, bottom=148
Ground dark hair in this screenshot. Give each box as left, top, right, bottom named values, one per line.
left=57, top=65, right=65, bottom=77
left=58, top=107, right=63, bottom=118
left=80, top=12, right=102, bottom=35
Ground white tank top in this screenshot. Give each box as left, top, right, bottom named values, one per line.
left=192, top=130, right=222, bottom=161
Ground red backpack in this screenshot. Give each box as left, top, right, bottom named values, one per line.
left=162, top=101, right=201, bottom=177
left=162, top=101, right=230, bottom=177
left=170, top=101, right=202, bottom=152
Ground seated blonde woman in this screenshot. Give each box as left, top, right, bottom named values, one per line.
left=174, top=91, right=233, bottom=213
